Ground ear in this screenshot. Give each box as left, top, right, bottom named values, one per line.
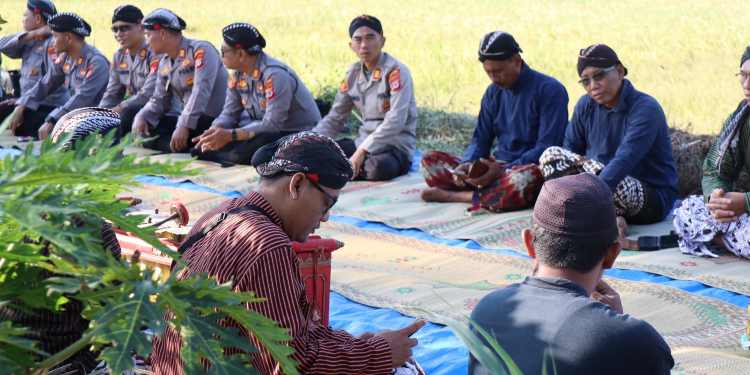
left=288, top=173, right=305, bottom=200
left=380, top=35, right=386, bottom=48
left=601, top=241, right=621, bottom=269
left=522, top=228, right=536, bottom=259
left=349, top=40, right=356, bottom=53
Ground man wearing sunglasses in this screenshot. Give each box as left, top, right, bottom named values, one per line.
left=152, top=132, right=425, bottom=375
left=0, top=0, right=69, bottom=139
left=540, top=44, right=677, bottom=230
left=420, top=31, right=568, bottom=213
left=99, top=5, right=160, bottom=140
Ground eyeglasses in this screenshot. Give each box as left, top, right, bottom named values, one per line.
left=306, top=175, right=337, bottom=215
left=111, top=24, right=133, bottom=33
left=736, top=71, right=750, bottom=83
left=578, top=66, right=616, bottom=88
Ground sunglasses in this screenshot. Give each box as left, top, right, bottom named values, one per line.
left=578, top=66, right=616, bottom=88
left=111, top=24, right=133, bottom=33
left=306, top=175, right=337, bottom=215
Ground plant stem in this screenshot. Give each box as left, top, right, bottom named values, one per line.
left=34, top=330, right=96, bottom=370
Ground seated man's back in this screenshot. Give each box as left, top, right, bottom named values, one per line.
left=470, top=276, right=673, bottom=375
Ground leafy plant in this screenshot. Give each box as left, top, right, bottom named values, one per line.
left=0, top=132, right=298, bottom=374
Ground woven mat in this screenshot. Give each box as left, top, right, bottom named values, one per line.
left=141, top=152, right=258, bottom=194
left=318, top=221, right=750, bottom=374
left=333, top=174, right=750, bottom=296
left=124, top=184, right=226, bottom=225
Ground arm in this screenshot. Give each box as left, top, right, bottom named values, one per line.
left=176, top=45, right=222, bottom=130
left=134, top=60, right=168, bottom=126
left=243, top=249, right=392, bottom=375
left=16, top=52, right=66, bottom=111
left=462, top=86, right=497, bottom=162
left=212, top=80, right=243, bottom=129
left=46, top=56, right=110, bottom=124
left=513, top=82, right=569, bottom=165
left=98, top=53, right=125, bottom=108
left=598, top=100, right=663, bottom=190
left=0, top=32, right=27, bottom=58
left=562, top=98, right=589, bottom=155
left=358, top=67, right=413, bottom=152
left=119, top=58, right=159, bottom=111
left=240, top=70, right=294, bottom=134
left=311, top=75, right=355, bottom=138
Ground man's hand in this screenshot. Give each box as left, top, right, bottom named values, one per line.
left=38, top=121, right=54, bottom=140
left=132, top=118, right=150, bottom=137
left=9, top=105, right=24, bottom=133
left=0, top=98, right=16, bottom=108
left=350, top=148, right=368, bottom=178
left=465, top=158, right=503, bottom=189
left=450, top=162, right=471, bottom=187
left=170, top=126, right=190, bottom=152
left=193, top=127, right=232, bottom=152
left=591, top=279, right=623, bottom=314
left=377, top=320, right=425, bottom=368
left=707, top=188, right=745, bottom=223
left=23, top=25, right=51, bottom=41
left=111, top=104, right=123, bottom=114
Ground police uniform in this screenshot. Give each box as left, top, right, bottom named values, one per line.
left=313, top=52, right=417, bottom=180
left=0, top=0, right=69, bottom=137
left=203, top=51, right=320, bottom=164
left=26, top=13, right=109, bottom=128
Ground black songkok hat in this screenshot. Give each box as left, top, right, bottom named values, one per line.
left=348, top=14, right=382, bottom=37
left=577, top=43, right=628, bottom=76
left=478, top=31, right=522, bottom=62
left=48, top=12, right=91, bottom=37
left=223, top=22, right=266, bottom=53
left=251, top=131, right=354, bottom=190
left=142, top=8, right=186, bottom=31
left=51, top=107, right=121, bottom=150
left=741, top=45, right=750, bottom=68
left=27, top=0, right=57, bottom=22
left=112, top=4, right=143, bottom=24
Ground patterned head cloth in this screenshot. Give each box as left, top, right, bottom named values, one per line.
left=27, top=0, right=57, bottom=22
left=48, top=12, right=91, bottom=37
left=51, top=107, right=121, bottom=150
left=142, top=8, right=186, bottom=31
left=222, top=22, right=266, bottom=53
left=533, top=173, right=618, bottom=243
left=251, top=131, right=354, bottom=189
left=478, top=31, right=522, bottom=62
left=112, top=4, right=143, bottom=24
left=348, top=14, right=382, bottom=37
left=577, top=43, right=627, bottom=76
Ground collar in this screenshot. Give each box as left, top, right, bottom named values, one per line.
left=509, top=63, right=531, bottom=94
left=249, top=52, right=267, bottom=81
left=245, top=191, right=283, bottom=227
left=604, top=79, right=634, bottom=113
left=358, top=52, right=388, bottom=84
left=523, top=276, right=589, bottom=297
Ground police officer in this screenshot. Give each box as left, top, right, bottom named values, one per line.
left=33, top=12, right=110, bottom=140
left=192, top=22, right=320, bottom=165
left=133, top=8, right=227, bottom=153
left=99, top=5, right=159, bottom=139
left=312, top=15, right=417, bottom=181
left=0, top=0, right=69, bottom=138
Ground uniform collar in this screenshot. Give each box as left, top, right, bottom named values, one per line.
left=508, top=63, right=531, bottom=94
left=601, top=79, right=634, bottom=113
left=358, top=52, right=388, bottom=85
left=249, top=52, right=267, bottom=81
left=524, top=276, right=589, bottom=297
left=72, top=43, right=92, bottom=66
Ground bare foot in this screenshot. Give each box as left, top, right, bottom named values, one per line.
left=616, top=216, right=637, bottom=249
left=420, top=187, right=473, bottom=203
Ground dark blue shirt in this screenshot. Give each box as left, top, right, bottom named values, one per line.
left=469, top=276, right=674, bottom=375
left=565, top=79, right=677, bottom=220
left=463, top=64, right=569, bottom=165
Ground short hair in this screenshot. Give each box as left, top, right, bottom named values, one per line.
left=531, top=223, right=614, bottom=272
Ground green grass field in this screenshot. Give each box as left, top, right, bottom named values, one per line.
left=2, top=0, right=749, bottom=151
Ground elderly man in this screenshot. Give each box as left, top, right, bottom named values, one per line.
left=151, top=132, right=424, bottom=374
left=540, top=44, right=677, bottom=227
left=132, top=8, right=227, bottom=153
left=192, top=22, right=320, bottom=165
left=30, top=12, right=110, bottom=140
left=421, top=31, right=568, bottom=213
left=312, top=15, right=417, bottom=181
left=0, top=0, right=69, bottom=138
left=470, top=173, right=674, bottom=374
left=98, top=5, right=160, bottom=139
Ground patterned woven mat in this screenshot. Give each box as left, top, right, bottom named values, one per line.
left=332, top=174, right=750, bottom=296
left=318, top=221, right=750, bottom=374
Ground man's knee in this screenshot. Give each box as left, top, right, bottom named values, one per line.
left=363, top=149, right=410, bottom=181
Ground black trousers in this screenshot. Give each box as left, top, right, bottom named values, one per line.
left=0, top=103, right=55, bottom=139
left=337, top=138, right=411, bottom=181
left=114, top=105, right=141, bottom=141
left=194, top=130, right=297, bottom=165
left=143, top=115, right=213, bottom=153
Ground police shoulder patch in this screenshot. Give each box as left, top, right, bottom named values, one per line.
left=194, top=48, right=206, bottom=69
left=85, top=65, right=94, bottom=78
left=150, top=59, right=160, bottom=74
left=264, top=77, right=275, bottom=101
left=339, top=79, right=349, bottom=93
left=388, top=68, right=402, bottom=92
